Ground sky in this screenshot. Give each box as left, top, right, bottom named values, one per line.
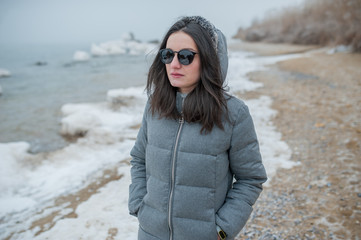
left=0, top=0, right=304, bottom=45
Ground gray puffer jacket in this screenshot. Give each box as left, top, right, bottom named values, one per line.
left=129, top=93, right=267, bottom=240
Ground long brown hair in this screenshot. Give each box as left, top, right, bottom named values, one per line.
left=146, top=17, right=228, bottom=134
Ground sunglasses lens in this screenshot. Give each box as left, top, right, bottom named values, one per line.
left=159, top=49, right=196, bottom=65
left=160, top=49, right=174, bottom=64
left=178, top=50, right=195, bottom=65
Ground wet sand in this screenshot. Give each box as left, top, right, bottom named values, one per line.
left=231, top=41, right=361, bottom=239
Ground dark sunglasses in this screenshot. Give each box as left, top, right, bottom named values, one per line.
left=159, top=48, right=198, bottom=66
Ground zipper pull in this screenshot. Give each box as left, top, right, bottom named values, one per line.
left=179, top=110, right=184, bottom=124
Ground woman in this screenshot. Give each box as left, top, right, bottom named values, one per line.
left=128, top=16, right=267, bottom=240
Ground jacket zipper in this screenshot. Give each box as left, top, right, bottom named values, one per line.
left=168, top=116, right=184, bottom=240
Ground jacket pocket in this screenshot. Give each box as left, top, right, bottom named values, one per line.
left=138, top=204, right=169, bottom=239
left=136, top=200, right=145, bottom=217
left=138, top=225, right=161, bottom=240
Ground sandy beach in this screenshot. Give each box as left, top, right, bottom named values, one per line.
left=229, top=41, right=361, bottom=239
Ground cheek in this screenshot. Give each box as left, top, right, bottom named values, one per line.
left=165, top=64, right=171, bottom=75
left=192, top=63, right=201, bottom=80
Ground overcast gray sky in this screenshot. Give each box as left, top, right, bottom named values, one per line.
left=0, top=0, right=304, bottom=45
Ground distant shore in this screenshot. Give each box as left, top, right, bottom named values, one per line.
left=232, top=41, right=361, bottom=239
left=233, top=0, right=361, bottom=53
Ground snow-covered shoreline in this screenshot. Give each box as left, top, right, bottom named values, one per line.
left=0, top=48, right=300, bottom=239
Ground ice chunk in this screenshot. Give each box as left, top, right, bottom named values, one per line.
left=107, top=86, right=145, bottom=108
left=90, top=43, right=108, bottom=56
left=60, top=103, right=102, bottom=136
left=90, top=33, right=157, bottom=57
left=0, top=68, right=11, bottom=78
left=73, top=51, right=90, bottom=61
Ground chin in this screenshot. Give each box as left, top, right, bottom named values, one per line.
left=169, top=80, right=183, bottom=89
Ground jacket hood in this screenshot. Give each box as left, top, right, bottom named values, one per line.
left=216, top=28, right=228, bottom=83
left=181, top=16, right=228, bottom=83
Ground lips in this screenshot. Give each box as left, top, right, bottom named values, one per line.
left=171, top=72, right=184, bottom=78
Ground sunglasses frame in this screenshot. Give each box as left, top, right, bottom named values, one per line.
left=159, top=48, right=198, bottom=66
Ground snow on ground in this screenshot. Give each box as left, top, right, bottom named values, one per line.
left=0, top=50, right=301, bottom=239
left=21, top=166, right=139, bottom=240
left=246, top=96, right=298, bottom=179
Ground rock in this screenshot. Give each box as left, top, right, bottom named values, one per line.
left=35, top=61, right=47, bottom=66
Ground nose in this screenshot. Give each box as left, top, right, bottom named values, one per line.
left=170, top=53, right=181, bottom=68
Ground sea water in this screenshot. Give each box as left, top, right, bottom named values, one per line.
left=0, top=42, right=153, bottom=152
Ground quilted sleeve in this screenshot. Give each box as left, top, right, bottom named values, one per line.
left=128, top=102, right=149, bottom=217
left=216, top=102, right=267, bottom=239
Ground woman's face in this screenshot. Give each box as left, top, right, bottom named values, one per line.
left=165, top=31, right=201, bottom=94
